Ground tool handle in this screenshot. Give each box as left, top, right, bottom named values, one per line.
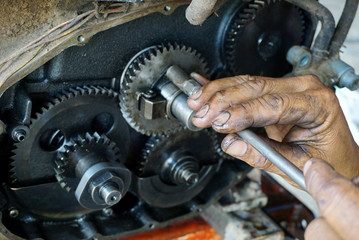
left=237, top=129, right=306, bottom=190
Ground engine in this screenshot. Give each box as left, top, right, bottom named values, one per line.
left=0, top=0, right=316, bottom=239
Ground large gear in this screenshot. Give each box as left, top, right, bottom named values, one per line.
left=10, top=86, right=130, bottom=186
left=120, top=43, right=209, bottom=136
left=54, top=132, right=121, bottom=192
left=138, top=129, right=219, bottom=177
left=135, top=129, right=221, bottom=207
left=224, top=0, right=306, bottom=77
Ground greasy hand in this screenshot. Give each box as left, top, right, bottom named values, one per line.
left=187, top=73, right=359, bottom=184
left=304, top=158, right=359, bottom=240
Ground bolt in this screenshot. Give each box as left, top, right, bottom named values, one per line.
left=180, top=169, right=199, bottom=185
left=102, top=207, right=113, bottom=216
left=12, top=129, right=27, bottom=142
left=77, top=35, right=85, bottom=43
left=9, top=208, right=19, bottom=218
left=99, top=183, right=122, bottom=206
left=143, top=89, right=156, bottom=99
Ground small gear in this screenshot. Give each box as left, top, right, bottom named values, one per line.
left=54, top=132, right=121, bottom=192
left=224, top=0, right=306, bottom=77
left=10, top=86, right=130, bottom=186
left=138, top=129, right=219, bottom=177
left=120, top=43, right=209, bottom=136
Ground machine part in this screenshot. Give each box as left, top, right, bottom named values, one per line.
left=11, top=86, right=130, bottom=186
left=185, top=0, right=218, bottom=25
left=160, top=150, right=200, bottom=185
left=120, top=43, right=208, bottom=136
left=286, top=45, right=312, bottom=70
left=158, top=82, right=200, bottom=131
left=287, top=45, right=359, bottom=90
left=329, top=0, right=359, bottom=57
left=285, top=0, right=335, bottom=61
left=75, top=161, right=131, bottom=209
left=224, top=0, right=306, bottom=77
left=139, top=90, right=167, bottom=120
left=136, top=129, right=220, bottom=207
left=201, top=204, right=284, bottom=240
left=10, top=126, right=29, bottom=143
left=166, top=65, right=306, bottom=189
left=55, top=132, right=122, bottom=192
left=329, top=60, right=359, bottom=90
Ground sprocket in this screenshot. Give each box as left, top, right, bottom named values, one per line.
left=120, top=43, right=209, bottom=136
left=224, top=0, right=306, bottom=77
left=10, top=86, right=130, bottom=186
left=54, top=132, right=121, bottom=192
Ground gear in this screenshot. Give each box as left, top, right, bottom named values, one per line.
left=138, top=129, right=219, bottom=177
left=120, top=43, right=208, bottom=136
left=224, top=0, right=306, bottom=77
left=135, top=129, right=221, bottom=207
left=10, top=86, right=130, bottom=186
left=54, top=132, right=121, bottom=192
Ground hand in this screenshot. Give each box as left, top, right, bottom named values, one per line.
left=187, top=73, right=359, bottom=184
left=304, top=158, right=359, bottom=240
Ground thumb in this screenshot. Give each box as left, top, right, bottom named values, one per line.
left=221, top=133, right=310, bottom=184
left=304, top=158, right=359, bottom=240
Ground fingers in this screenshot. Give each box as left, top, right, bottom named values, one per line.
left=221, top=134, right=310, bottom=179
left=202, top=91, right=325, bottom=133
left=304, top=158, right=359, bottom=240
left=188, top=74, right=321, bottom=112
left=305, top=218, right=341, bottom=240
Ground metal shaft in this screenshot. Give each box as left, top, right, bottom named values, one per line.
left=166, top=65, right=306, bottom=190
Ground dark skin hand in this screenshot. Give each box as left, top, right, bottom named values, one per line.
left=304, top=158, right=359, bottom=240
left=187, top=73, right=359, bottom=185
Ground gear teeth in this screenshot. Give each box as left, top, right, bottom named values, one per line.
left=54, top=132, right=121, bottom=191
left=120, top=43, right=209, bottom=136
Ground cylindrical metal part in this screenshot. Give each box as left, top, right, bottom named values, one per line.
left=99, top=183, right=122, bottom=206
left=171, top=93, right=200, bottom=131
left=237, top=130, right=306, bottom=190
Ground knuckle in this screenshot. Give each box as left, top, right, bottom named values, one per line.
left=211, top=91, right=226, bottom=104
left=243, top=79, right=267, bottom=93
left=233, top=75, right=251, bottom=84
left=262, top=94, right=286, bottom=110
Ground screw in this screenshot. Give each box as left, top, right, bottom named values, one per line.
left=9, top=208, right=19, bottom=218
left=12, top=129, right=27, bottom=142
left=180, top=169, right=199, bottom=185
left=102, top=208, right=113, bottom=216
left=143, top=89, right=156, bottom=99
left=77, top=35, right=85, bottom=43
left=99, top=183, right=122, bottom=206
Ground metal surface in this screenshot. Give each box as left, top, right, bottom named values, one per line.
left=120, top=43, right=208, bottom=136
left=237, top=130, right=306, bottom=190
left=224, top=0, right=307, bottom=77
left=11, top=86, right=130, bottom=186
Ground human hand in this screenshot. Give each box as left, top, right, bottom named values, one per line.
left=304, top=158, right=359, bottom=240
left=187, top=73, right=359, bottom=184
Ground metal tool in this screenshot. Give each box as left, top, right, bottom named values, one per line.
left=165, top=65, right=306, bottom=190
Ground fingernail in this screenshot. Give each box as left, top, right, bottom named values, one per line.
left=303, top=160, right=312, bottom=175
left=221, top=136, right=239, bottom=151
left=212, top=112, right=231, bottom=126
left=226, top=140, right=248, bottom=157
left=352, top=176, right=359, bottom=187
left=190, top=89, right=202, bottom=100
left=190, top=72, right=201, bottom=80
left=194, top=104, right=209, bottom=118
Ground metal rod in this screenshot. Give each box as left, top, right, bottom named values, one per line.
left=237, top=130, right=306, bottom=190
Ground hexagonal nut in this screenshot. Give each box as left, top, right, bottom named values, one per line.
left=183, top=80, right=201, bottom=96
left=89, top=171, right=125, bottom=205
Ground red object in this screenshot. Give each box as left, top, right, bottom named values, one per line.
left=120, top=218, right=222, bottom=240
